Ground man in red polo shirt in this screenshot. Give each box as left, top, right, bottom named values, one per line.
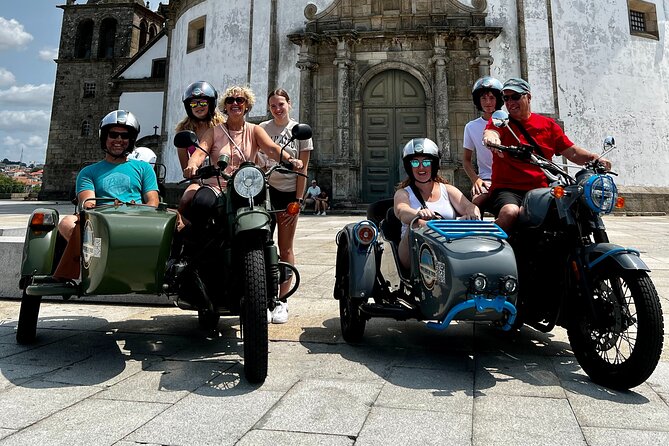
left=482, top=78, right=612, bottom=231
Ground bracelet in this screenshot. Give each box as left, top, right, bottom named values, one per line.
left=297, top=198, right=304, bottom=203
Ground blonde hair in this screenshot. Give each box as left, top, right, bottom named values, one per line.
left=175, top=111, right=225, bottom=132
left=220, top=85, right=256, bottom=114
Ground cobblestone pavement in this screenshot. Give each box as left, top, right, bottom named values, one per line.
left=1, top=206, right=668, bottom=445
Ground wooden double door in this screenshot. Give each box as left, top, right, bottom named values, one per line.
left=361, top=70, right=427, bottom=204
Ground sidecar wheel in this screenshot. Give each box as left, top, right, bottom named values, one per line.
left=241, top=242, right=268, bottom=384
left=568, top=266, right=664, bottom=390
left=336, top=237, right=366, bottom=342
left=16, top=291, right=41, bottom=344
left=198, top=310, right=220, bottom=332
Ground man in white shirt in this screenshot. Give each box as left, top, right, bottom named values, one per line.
left=304, top=179, right=321, bottom=213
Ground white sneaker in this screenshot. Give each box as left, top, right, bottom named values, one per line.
left=321, top=211, right=326, bottom=216
left=271, top=301, right=288, bottom=324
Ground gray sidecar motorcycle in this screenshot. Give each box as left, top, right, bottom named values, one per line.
left=334, top=199, right=519, bottom=342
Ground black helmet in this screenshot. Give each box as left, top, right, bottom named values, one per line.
left=402, top=138, right=440, bottom=182
left=471, top=76, right=503, bottom=111
left=182, top=81, right=218, bottom=119
left=99, top=110, right=140, bottom=156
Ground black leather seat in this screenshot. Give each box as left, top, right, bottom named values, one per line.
left=381, top=206, right=402, bottom=244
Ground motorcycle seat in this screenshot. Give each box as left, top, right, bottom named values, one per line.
left=381, top=206, right=402, bottom=244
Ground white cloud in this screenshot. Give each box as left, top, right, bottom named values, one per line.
left=0, top=67, right=15, bottom=88
left=0, top=17, right=33, bottom=51
left=1, top=133, right=47, bottom=164
left=3, top=136, right=21, bottom=146
left=0, top=110, right=50, bottom=131
left=26, top=135, right=44, bottom=146
left=39, top=47, right=58, bottom=61
left=0, top=84, right=54, bottom=106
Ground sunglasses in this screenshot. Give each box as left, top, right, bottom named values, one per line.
left=189, top=100, right=208, bottom=108
left=108, top=131, right=130, bottom=140
left=224, top=96, right=247, bottom=105
left=502, top=93, right=527, bottom=102
left=410, top=159, right=432, bottom=168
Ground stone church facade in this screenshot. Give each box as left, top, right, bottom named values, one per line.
left=42, top=0, right=669, bottom=212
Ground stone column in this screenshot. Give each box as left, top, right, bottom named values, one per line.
left=474, top=36, right=494, bottom=77
left=334, top=38, right=353, bottom=158
left=431, top=35, right=451, bottom=163
left=295, top=42, right=318, bottom=126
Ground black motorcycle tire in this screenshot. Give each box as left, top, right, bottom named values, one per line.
left=335, top=236, right=366, bottom=342
left=241, top=241, right=269, bottom=384
left=16, top=290, right=41, bottom=344
left=197, top=310, right=220, bottom=332
left=568, top=265, right=663, bottom=390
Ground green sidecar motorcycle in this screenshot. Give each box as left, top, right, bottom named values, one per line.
left=17, top=123, right=313, bottom=384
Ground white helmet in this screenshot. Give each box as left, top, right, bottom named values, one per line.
left=402, top=138, right=440, bottom=181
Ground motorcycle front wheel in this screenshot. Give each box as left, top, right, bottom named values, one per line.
left=568, top=264, right=664, bottom=390
left=16, top=290, right=41, bottom=344
left=241, top=240, right=269, bottom=384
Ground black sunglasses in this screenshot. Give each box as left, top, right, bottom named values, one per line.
left=224, top=97, right=247, bottom=105
left=502, top=93, right=527, bottom=102
left=108, top=131, right=130, bottom=140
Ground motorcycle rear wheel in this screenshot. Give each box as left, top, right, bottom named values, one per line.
left=241, top=241, right=269, bottom=384
left=335, top=236, right=366, bottom=342
left=16, top=290, right=41, bottom=344
left=568, top=265, right=664, bottom=390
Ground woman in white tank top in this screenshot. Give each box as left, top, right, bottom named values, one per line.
left=394, top=138, right=481, bottom=269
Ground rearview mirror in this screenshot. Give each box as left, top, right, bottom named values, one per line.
left=491, top=110, right=509, bottom=129
left=603, top=136, right=615, bottom=149
left=291, top=123, right=313, bottom=141
left=174, top=130, right=199, bottom=148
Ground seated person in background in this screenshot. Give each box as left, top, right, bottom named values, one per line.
left=304, top=179, right=321, bottom=212
left=54, top=110, right=159, bottom=280
left=394, top=138, right=480, bottom=269
left=314, top=190, right=329, bottom=215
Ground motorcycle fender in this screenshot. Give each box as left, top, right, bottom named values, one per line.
left=340, top=224, right=377, bottom=299
left=585, top=243, right=649, bottom=271
left=21, top=208, right=60, bottom=281
left=234, top=208, right=271, bottom=233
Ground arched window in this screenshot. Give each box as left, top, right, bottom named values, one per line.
left=139, top=20, right=148, bottom=48
left=98, top=18, right=117, bottom=59
left=81, top=120, right=91, bottom=137
left=74, top=19, right=94, bottom=59
left=148, top=24, right=157, bottom=41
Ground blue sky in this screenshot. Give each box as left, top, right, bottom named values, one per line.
left=0, top=0, right=62, bottom=165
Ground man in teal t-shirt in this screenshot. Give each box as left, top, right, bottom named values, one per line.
left=54, top=110, right=159, bottom=280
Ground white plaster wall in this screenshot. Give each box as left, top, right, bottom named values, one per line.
left=488, top=0, right=669, bottom=186
left=118, top=91, right=164, bottom=140
left=163, top=0, right=333, bottom=182
left=118, top=35, right=167, bottom=79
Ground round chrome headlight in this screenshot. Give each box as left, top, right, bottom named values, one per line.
left=583, top=174, right=617, bottom=214
left=233, top=166, right=264, bottom=199
left=470, top=273, right=488, bottom=293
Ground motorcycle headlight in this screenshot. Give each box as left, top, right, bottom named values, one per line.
left=232, top=166, right=264, bottom=199
left=583, top=174, right=617, bottom=214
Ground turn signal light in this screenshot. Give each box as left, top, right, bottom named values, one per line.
left=550, top=186, right=565, bottom=199
left=30, top=212, right=56, bottom=228
left=286, top=201, right=301, bottom=216
left=615, top=196, right=625, bottom=209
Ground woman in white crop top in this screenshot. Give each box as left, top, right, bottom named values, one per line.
left=394, top=138, right=480, bottom=269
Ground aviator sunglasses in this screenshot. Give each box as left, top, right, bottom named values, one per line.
left=108, top=131, right=130, bottom=140
left=189, top=100, right=208, bottom=108
left=502, top=92, right=527, bottom=102
left=224, top=96, right=247, bottom=105
left=410, top=159, right=432, bottom=168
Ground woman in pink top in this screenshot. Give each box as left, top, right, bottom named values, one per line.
left=181, top=86, right=303, bottom=225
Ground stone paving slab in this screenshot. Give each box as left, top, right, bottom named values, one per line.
left=0, top=212, right=667, bottom=444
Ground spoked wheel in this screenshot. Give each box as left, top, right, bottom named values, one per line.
left=568, top=264, right=664, bottom=390
left=197, top=310, right=220, bottom=332
left=335, top=236, right=366, bottom=342
left=240, top=240, right=269, bottom=384
left=16, top=290, right=42, bottom=344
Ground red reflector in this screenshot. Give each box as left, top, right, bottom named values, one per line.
left=615, top=196, right=625, bottom=209
left=30, top=212, right=55, bottom=228
left=30, top=213, right=45, bottom=226
left=357, top=226, right=376, bottom=244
